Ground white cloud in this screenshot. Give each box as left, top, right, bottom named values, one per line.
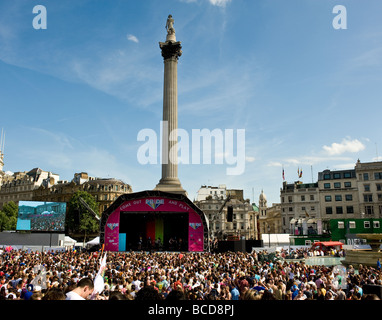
left=323, top=138, right=365, bottom=156
left=127, top=34, right=139, bottom=43
left=208, top=0, right=232, bottom=7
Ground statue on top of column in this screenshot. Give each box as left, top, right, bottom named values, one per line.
left=165, top=15, right=175, bottom=36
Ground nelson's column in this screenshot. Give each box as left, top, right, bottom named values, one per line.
left=154, top=15, right=187, bottom=195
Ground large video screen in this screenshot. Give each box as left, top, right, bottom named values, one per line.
left=16, top=201, right=67, bottom=232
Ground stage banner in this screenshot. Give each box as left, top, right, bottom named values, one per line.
left=104, top=210, right=120, bottom=251
left=188, top=210, right=204, bottom=252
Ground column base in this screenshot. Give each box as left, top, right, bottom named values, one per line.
left=154, top=178, right=187, bottom=196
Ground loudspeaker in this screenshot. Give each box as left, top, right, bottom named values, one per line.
left=233, top=240, right=246, bottom=252
left=227, top=206, right=233, bottom=222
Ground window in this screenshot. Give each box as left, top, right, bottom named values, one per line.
left=311, top=206, right=315, bottom=211
left=345, top=194, right=353, bottom=201
left=282, top=197, right=285, bottom=203
left=325, top=195, right=332, bottom=202
left=364, top=185, right=370, bottom=192
left=365, top=205, right=374, bottom=215
left=310, top=195, right=314, bottom=201
left=346, top=206, right=354, bottom=214
left=364, top=221, right=371, bottom=229
left=334, top=182, right=341, bottom=188
left=289, top=207, right=293, bottom=212
left=326, top=207, right=333, bottom=214
left=302, top=206, right=306, bottom=211
left=301, top=195, right=305, bottom=201
left=336, top=206, right=343, bottom=214
left=344, top=172, right=352, bottom=178
left=349, top=221, right=356, bottom=229
left=333, top=173, right=341, bottom=179
left=374, top=172, right=382, bottom=180
left=338, top=221, right=345, bottom=229
left=364, top=194, right=373, bottom=202
left=323, top=174, right=331, bottom=180
left=288, top=196, right=292, bottom=203
left=344, top=182, right=352, bottom=188
left=373, top=221, right=380, bottom=229
left=335, top=195, right=342, bottom=201
left=378, top=194, right=382, bottom=201
left=324, top=183, right=331, bottom=189
left=364, top=173, right=369, bottom=181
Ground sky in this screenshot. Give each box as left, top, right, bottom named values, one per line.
left=0, top=0, right=382, bottom=206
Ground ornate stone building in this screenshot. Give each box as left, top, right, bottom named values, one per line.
left=194, top=186, right=257, bottom=240
left=0, top=168, right=59, bottom=210
left=258, top=190, right=282, bottom=235
left=33, top=172, right=132, bottom=213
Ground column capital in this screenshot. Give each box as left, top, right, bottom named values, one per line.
left=159, top=41, right=182, bottom=61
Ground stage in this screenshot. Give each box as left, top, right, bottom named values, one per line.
left=100, top=190, right=209, bottom=252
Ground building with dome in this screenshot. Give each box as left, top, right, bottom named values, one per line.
left=257, top=189, right=282, bottom=236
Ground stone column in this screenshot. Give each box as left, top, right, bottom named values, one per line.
left=154, top=20, right=187, bottom=195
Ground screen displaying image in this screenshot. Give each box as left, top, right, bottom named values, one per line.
left=16, top=201, right=67, bottom=232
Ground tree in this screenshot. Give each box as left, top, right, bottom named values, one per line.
left=0, top=201, right=18, bottom=231
left=66, top=191, right=100, bottom=241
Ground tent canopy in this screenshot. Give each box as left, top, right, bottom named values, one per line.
left=312, top=241, right=343, bottom=249
left=87, top=236, right=100, bottom=246
left=64, top=236, right=77, bottom=246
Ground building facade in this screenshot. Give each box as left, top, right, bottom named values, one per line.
left=280, top=181, right=320, bottom=235
left=33, top=172, right=132, bottom=214
left=281, top=160, right=382, bottom=246
left=258, top=190, right=282, bottom=235
left=355, top=160, right=382, bottom=218
left=194, top=186, right=257, bottom=240
left=0, top=168, right=60, bottom=210
left=195, top=185, right=227, bottom=201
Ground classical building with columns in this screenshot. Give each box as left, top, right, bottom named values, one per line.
left=194, top=185, right=258, bottom=240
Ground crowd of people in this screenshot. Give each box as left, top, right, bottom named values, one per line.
left=0, top=248, right=380, bottom=301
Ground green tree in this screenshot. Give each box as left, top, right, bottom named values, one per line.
left=0, top=201, right=18, bottom=231
left=66, top=191, right=100, bottom=242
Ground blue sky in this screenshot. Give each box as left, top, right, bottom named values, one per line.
left=1, top=0, right=382, bottom=205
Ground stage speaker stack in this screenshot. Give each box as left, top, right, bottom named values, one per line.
left=227, top=206, right=233, bottom=222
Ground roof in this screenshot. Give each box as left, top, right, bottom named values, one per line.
left=313, top=241, right=343, bottom=247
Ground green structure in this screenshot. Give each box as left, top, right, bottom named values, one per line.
left=290, top=218, right=382, bottom=246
